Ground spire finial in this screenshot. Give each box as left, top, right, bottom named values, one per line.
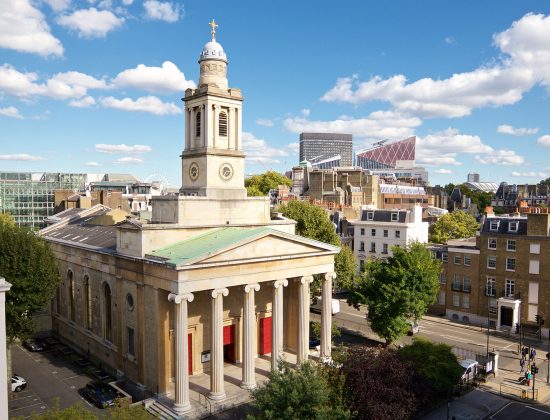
left=209, top=18, right=218, bottom=41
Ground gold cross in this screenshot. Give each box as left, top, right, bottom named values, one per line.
left=209, top=19, right=218, bottom=41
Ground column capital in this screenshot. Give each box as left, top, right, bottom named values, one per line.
left=214, top=104, right=221, bottom=110
left=324, top=272, right=337, bottom=281
left=300, top=275, right=314, bottom=285
left=273, top=279, right=288, bottom=289
left=211, top=288, right=229, bottom=299
left=168, top=293, right=194, bottom=304
left=244, top=283, right=260, bottom=293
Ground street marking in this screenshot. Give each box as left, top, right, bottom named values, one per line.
left=525, top=405, right=550, bottom=414
left=8, top=402, right=47, bottom=413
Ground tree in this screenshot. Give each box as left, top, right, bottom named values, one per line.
left=429, top=210, right=479, bottom=244
left=348, top=243, right=441, bottom=345
left=245, top=171, right=292, bottom=196
left=0, top=214, right=59, bottom=341
left=278, top=200, right=356, bottom=292
left=248, top=360, right=351, bottom=420
left=399, top=337, right=463, bottom=396
left=458, top=185, right=493, bottom=213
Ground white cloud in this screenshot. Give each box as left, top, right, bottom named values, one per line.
left=100, top=95, right=181, bottom=115
left=84, top=161, right=100, bottom=167
left=435, top=168, right=453, bottom=174
left=143, top=0, right=181, bottom=22
left=57, top=8, right=124, bottom=38
left=537, top=135, right=550, bottom=148
left=69, top=96, right=96, bottom=107
left=243, top=131, right=297, bottom=165
left=283, top=110, right=421, bottom=141
left=95, top=144, right=152, bottom=154
left=300, top=108, right=310, bottom=117
left=444, top=36, right=456, bottom=45
left=121, top=0, right=134, bottom=4
left=256, top=118, right=274, bottom=127
left=0, top=64, right=45, bottom=98
left=475, top=149, right=524, bottom=166
left=511, top=171, right=547, bottom=178
left=0, top=0, right=63, bottom=57
left=42, top=0, right=71, bottom=11
left=497, top=124, right=539, bottom=136
left=114, top=156, right=143, bottom=164
left=321, top=13, right=550, bottom=119
left=113, top=61, right=195, bottom=93
left=0, top=153, right=44, bottom=161
left=0, top=106, right=23, bottom=119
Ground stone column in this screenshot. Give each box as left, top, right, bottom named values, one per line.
left=185, top=107, right=191, bottom=150
left=209, top=288, right=228, bottom=400
left=297, top=276, right=313, bottom=364
left=168, top=293, right=194, bottom=414
left=0, top=277, right=12, bottom=420
left=201, top=104, right=208, bottom=148
left=272, top=279, right=288, bottom=371
left=228, top=107, right=235, bottom=150
left=241, top=283, right=260, bottom=389
left=190, top=107, right=196, bottom=150
left=321, top=273, right=336, bottom=360
left=236, top=108, right=242, bottom=150
left=213, top=105, right=220, bottom=148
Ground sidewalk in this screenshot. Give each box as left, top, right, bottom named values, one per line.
left=482, top=364, right=550, bottom=404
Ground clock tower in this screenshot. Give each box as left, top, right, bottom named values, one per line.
left=180, top=19, right=246, bottom=199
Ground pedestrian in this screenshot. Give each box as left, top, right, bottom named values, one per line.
left=530, top=348, right=537, bottom=362
left=527, top=371, right=532, bottom=386
left=520, top=357, right=525, bottom=373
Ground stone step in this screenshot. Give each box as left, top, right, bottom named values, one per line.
left=145, top=400, right=179, bottom=420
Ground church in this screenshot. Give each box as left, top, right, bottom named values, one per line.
left=40, top=21, right=338, bottom=415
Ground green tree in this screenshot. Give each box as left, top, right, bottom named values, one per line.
left=399, top=337, right=463, bottom=396
left=245, top=171, right=292, bottom=196
left=278, top=200, right=356, bottom=292
left=248, top=360, right=351, bottom=420
left=348, top=243, right=441, bottom=345
left=429, top=210, right=479, bottom=244
left=538, top=177, right=550, bottom=188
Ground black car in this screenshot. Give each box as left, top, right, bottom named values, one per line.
left=82, top=381, right=120, bottom=408
left=23, top=338, right=46, bottom=352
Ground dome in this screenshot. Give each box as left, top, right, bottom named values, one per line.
left=199, top=41, right=227, bottom=63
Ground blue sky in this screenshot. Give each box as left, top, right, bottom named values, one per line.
left=1, top=0, right=550, bottom=188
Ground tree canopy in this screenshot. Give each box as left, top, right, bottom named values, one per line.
left=348, top=243, right=441, bottom=344
left=245, top=171, right=292, bottom=196
left=429, top=210, right=479, bottom=244
left=0, top=213, right=59, bottom=341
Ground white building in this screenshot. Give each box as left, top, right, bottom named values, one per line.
left=352, top=206, right=428, bottom=270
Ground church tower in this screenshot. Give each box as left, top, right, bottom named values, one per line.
left=180, top=20, right=246, bottom=199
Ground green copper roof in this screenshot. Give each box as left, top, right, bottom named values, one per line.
left=146, top=226, right=339, bottom=268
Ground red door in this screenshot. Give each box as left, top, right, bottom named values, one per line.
left=223, top=324, right=235, bottom=363
left=259, top=317, right=272, bottom=355
left=188, top=333, right=192, bottom=375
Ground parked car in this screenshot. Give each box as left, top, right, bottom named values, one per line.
left=309, top=337, right=321, bottom=349
left=311, top=297, right=341, bottom=315
left=23, top=338, right=46, bottom=352
left=459, top=359, right=479, bottom=382
left=407, top=320, right=419, bottom=336
left=11, top=374, right=27, bottom=392
left=82, top=381, right=120, bottom=408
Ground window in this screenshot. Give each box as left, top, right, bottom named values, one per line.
left=126, top=293, right=134, bottom=311
left=127, top=327, right=135, bottom=356
left=453, top=294, right=460, bottom=307
left=68, top=271, right=75, bottom=322
left=382, top=243, right=388, bottom=254
left=529, top=260, right=540, bottom=275
left=507, top=240, right=516, bottom=252
left=360, top=228, right=365, bottom=236
left=530, top=243, right=540, bottom=254
left=452, top=274, right=461, bottom=291
left=463, top=276, right=471, bottom=293
left=84, top=276, right=92, bottom=330
left=442, top=252, right=448, bottom=263
left=391, top=212, right=398, bottom=221
left=505, top=279, right=515, bottom=298
left=218, top=111, right=228, bottom=137
left=454, top=255, right=461, bottom=265
left=371, top=229, right=376, bottom=237
left=506, top=257, right=516, bottom=271
left=395, top=230, right=401, bottom=239
left=487, top=256, right=496, bottom=269
left=462, top=295, right=470, bottom=309
left=489, top=298, right=497, bottom=314
left=383, top=229, right=388, bottom=238
left=486, top=277, right=496, bottom=296
left=464, top=255, right=471, bottom=266
left=359, top=260, right=366, bottom=272
left=103, top=283, right=112, bottom=342
left=509, top=221, right=518, bottom=232
left=366, top=212, right=374, bottom=221
left=489, top=220, right=499, bottom=231
left=359, top=241, right=365, bottom=252
left=440, top=273, right=447, bottom=284
left=488, top=238, right=497, bottom=250
left=195, top=110, right=201, bottom=137
left=370, top=242, right=376, bottom=253
left=438, top=291, right=446, bottom=305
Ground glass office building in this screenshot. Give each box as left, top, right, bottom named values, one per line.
left=0, top=172, right=87, bottom=229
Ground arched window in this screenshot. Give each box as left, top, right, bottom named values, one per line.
left=103, top=283, right=112, bottom=342
left=68, top=271, right=75, bottom=321
left=195, top=111, right=201, bottom=137
left=84, top=276, right=92, bottom=330
left=218, top=111, right=228, bottom=137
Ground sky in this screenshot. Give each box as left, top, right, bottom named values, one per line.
left=2, top=0, right=550, bottom=188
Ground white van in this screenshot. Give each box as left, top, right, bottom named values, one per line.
left=311, top=297, right=341, bottom=315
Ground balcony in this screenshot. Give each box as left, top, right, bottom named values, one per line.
left=499, top=290, right=521, bottom=300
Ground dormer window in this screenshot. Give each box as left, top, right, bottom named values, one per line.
left=509, top=221, right=518, bottom=232
left=391, top=212, right=398, bottom=221
left=366, top=212, right=374, bottom=221
left=218, top=111, right=228, bottom=137
left=489, top=220, right=499, bottom=231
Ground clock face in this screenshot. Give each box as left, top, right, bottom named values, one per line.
left=219, top=163, right=233, bottom=181
left=189, top=162, right=199, bottom=181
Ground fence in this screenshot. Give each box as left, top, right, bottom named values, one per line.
left=500, top=382, right=538, bottom=401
